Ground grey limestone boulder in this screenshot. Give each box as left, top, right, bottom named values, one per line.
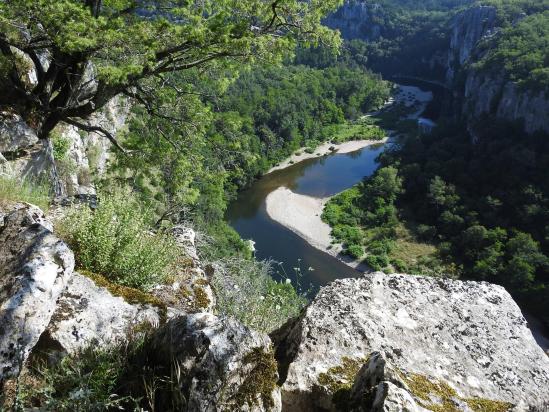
left=272, top=272, right=549, bottom=411
left=146, top=313, right=282, bottom=411
left=39, top=273, right=165, bottom=355
left=0, top=204, right=74, bottom=383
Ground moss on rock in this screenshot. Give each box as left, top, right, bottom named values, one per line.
left=402, top=372, right=513, bottom=412
left=232, top=347, right=278, bottom=410
left=81, top=270, right=168, bottom=324
left=317, top=356, right=369, bottom=410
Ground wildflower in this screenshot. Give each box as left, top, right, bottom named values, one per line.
left=285, top=278, right=292, bottom=284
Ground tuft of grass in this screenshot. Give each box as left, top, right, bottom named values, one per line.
left=0, top=174, right=50, bottom=211
left=17, top=344, right=143, bottom=411
left=210, top=255, right=307, bottom=333
left=57, top=188, right=179, bottom=291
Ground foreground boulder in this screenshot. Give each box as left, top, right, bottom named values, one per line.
left=272, top=272, right=549, bottom=411
left=37, top=273, right=167, bottom=356
left=0, top=204, right=74, bottom=384
left=145, top=313, right=281, bottom=411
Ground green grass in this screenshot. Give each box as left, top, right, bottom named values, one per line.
left=0, top=174, right=50, bottom=211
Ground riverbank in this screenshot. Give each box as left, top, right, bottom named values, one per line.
left=266, top=187, right=369, bottom=271
left=267, top=138, right=387, bottom=174
left=263, top=84, right=434, bottom=272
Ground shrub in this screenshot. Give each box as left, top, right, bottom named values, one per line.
left=391, top=258, right=408, bottom=272
left=0, top=174, right=50, bottom=211
left=365, top=254, right=390, bottom=271
left=416, top=224, right=437, bottom=240
left=57, top=188, right=178, bottom=291
left=346, top=244, right=364, bottom=259
left=51, top=132, right=71, bottom=160
left=210, top=255, right=307, bottom=333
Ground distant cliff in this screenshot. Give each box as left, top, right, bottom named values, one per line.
left=328, top=1, right=549, bottom=135
left=446, top=6, right=549, bottom=134
left=324, top=1, right=383, bottom=41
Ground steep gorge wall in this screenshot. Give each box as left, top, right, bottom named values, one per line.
left=324, top=1, right=383, bottom=41
left=446, top=5, right=549, bottom=134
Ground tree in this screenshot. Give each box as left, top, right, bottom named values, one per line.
left=0, top=0, right=342, bottom=144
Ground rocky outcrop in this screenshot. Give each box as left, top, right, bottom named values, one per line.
left=446, top=5, right=549, bottom=134
left=324, top=1, right=383, bottom=41
left=0, top=96, right=130, bottom=195
left=463, top=70, right=549, bottom=134
left=446, top=6, right=497, bottom=84
left=151, top=225, right=216, bottom=313
left=38, top=273, right=165, bottom=356
left=0, top=204, right=74, bottom=383
left=0, top=113, right=39, bottom=155
left=145, top=313, right=281, bottom=411
left=272, top=272, right=549, bottom=411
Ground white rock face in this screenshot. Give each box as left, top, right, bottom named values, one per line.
left=41, top=273, right=163, bottom=355
left=147, top=313, right=282, bottom=412
left=0, top=96, right=130, bottom=195
left=0, top=113, right=39, bottom=154
left=446, top=6, right=497, bottom=84
left=464, top=71, right=549, bottom=134
left=152, top=225, right=216, bottom=313
left=272, top=272, right=549, bottom=411
left=0, top=204, right=74, bottom=383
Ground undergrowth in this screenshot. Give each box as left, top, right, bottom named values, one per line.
left=57, top=188, right=179, bottom=291
left=0, top=174, right=50, bottom=211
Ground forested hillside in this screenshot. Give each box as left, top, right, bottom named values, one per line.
left=321, top=0, right=549, bottom=322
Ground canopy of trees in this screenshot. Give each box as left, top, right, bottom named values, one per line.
left=0, top=0, right=342, bottom=141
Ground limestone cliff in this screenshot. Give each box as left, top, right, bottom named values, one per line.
left=0, top=96, right=130, bottom=196
left=446, top=6, right=549, bottom=134
left=446, top=6, right=498, bottom=85
left=324, top=1, right=383, bottom=41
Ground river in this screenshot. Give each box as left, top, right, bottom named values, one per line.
left=226, top=81, right=437, bottom=293
left=226, top=142, right=385, bottom=292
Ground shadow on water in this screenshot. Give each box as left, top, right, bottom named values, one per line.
left=226, top=144, right=384, bottom=293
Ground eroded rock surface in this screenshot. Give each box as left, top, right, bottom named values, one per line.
left=0, top=204, right=74, bottom=383
left=272, top=272, right=549, bottom=411
left=151, top=225, right=216, bottom=313
left=40, top=273, right=164, bottom=355
left=146, top=313, right=281, bottom=412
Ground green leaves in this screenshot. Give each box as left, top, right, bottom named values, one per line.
left=476, top=10, right=549, bottom=90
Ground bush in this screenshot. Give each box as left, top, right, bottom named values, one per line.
left=210, top=256, right=307, bottom=333
left=365, top=254, right=390, bottom=271
left=391, top=258, right=408, bottom=272
left=57, top=188, right=178, bottom=291
left=0, top=174, right=50, bottom=211
left=346, top=244, right=364, bottom=259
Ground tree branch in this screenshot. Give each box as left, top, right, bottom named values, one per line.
left=64, top=117, right=129, bottom=154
